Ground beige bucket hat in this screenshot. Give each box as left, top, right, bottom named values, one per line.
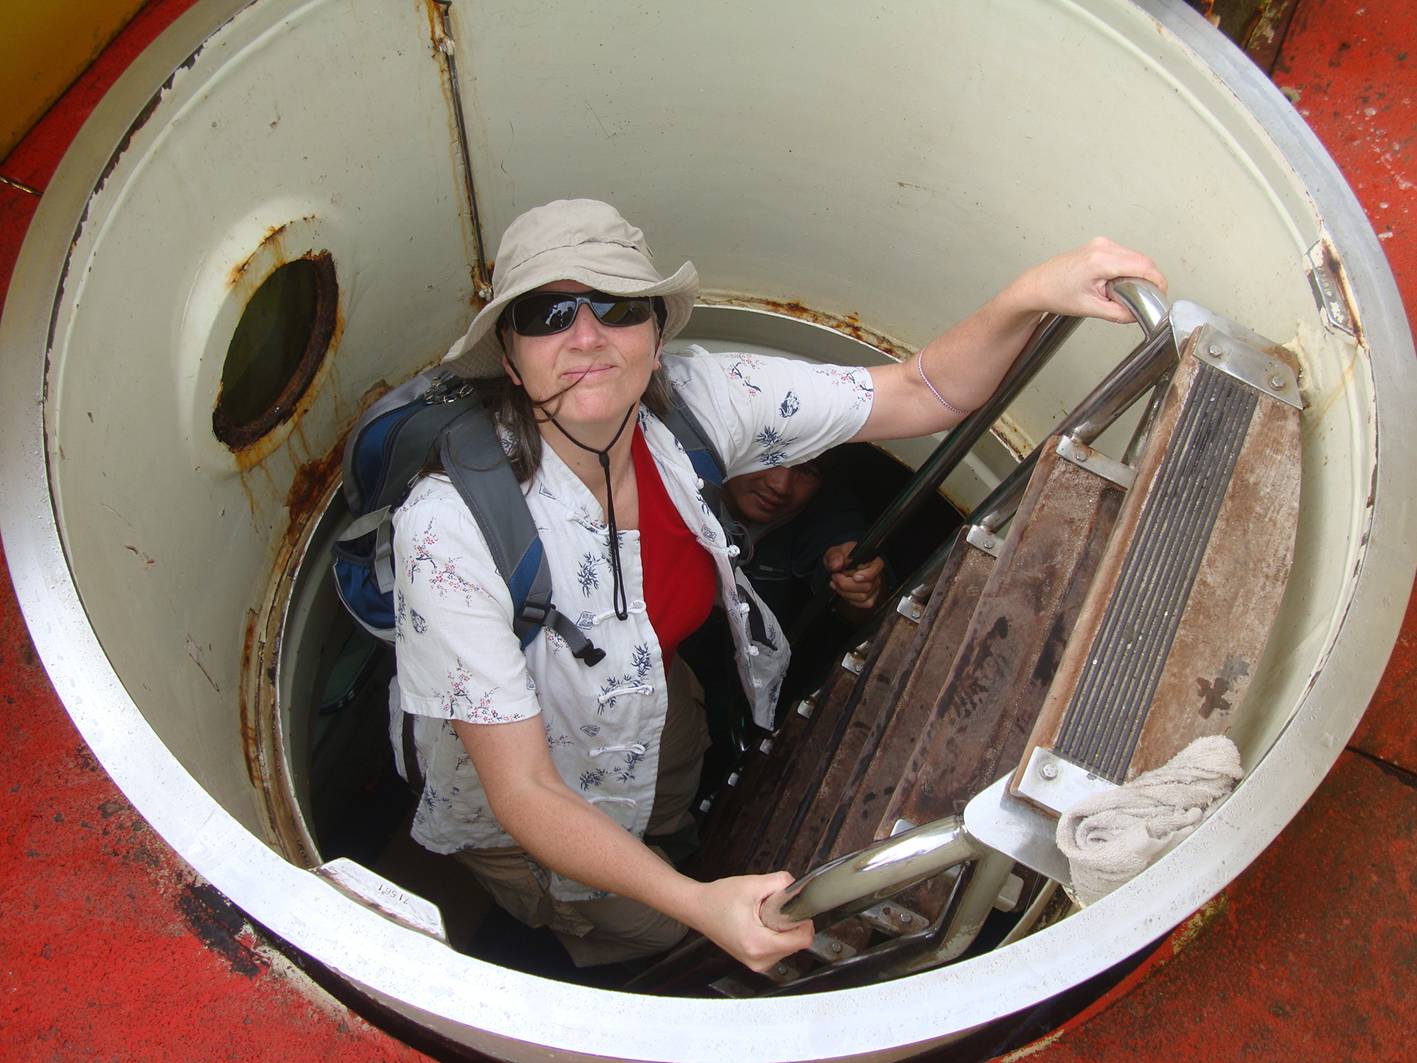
left=441, top=199, right=700, bottom=378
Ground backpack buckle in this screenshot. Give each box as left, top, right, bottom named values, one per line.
left=422, top=373, right=476, bottom=405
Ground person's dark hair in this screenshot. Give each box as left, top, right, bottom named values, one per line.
left=477, top=367, right=674, bottom=481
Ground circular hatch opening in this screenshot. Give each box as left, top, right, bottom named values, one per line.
left=213, top=253, right=337, bottom=448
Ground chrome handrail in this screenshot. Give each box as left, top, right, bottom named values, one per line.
left=785, top=309, right=1080, bottom=644
left=759, top=816, right=984, bottom=932
left=1107, top=277, right=1169, bottom=337
left=788, top=278, right=1169, bottom=645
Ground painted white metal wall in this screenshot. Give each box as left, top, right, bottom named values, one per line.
left=44, top=0, right=473, bottom=829
left=4, top=0, right=1411, bottom=1059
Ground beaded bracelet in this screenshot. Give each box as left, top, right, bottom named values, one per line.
left=917, top=353, right=967, bottom=416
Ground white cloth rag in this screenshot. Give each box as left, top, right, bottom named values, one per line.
left=1055, top=735, right=1243, bottom=905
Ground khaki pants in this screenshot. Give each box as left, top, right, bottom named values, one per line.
left=454, top=657, right=710, bottom=967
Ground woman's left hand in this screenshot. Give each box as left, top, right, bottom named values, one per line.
left=1011, top=237, right=1167, bottom=325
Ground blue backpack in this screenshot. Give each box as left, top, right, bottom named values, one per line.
left=332, top=368, right=726, bottom=668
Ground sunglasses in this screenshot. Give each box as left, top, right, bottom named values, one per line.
left=505, top=290, right=658, bottom=337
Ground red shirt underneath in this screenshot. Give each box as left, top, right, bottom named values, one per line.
left=631, top=426, right=716, bottom=664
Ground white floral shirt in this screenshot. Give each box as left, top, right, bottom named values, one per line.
left=392, top=348, right=874, bottom=899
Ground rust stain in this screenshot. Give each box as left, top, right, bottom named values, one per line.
left=421, top=0, right=490, bottom=297
left=284, top=446, right=343, bottom=524
left=422, top=0, right=450, bottom=52
left=238, top=438, right=343, bottom=865
left=238, top=608, right=263, bottom=788
left=227, top=221, right=295, bottom=289
left=699, top=293, right=915, bottom=361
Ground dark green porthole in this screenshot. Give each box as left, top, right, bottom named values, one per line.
left=213, top=253, right=337, bottom=448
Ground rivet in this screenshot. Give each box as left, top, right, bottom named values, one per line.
left=1207, top=344, right=1220, bottom=356
left=830, top=942, right=843, bottom=954
left=1074, top=449, right=1088, bottom=463
left=775, top=964, right=788, bottom=975
left=897, top=911, right=910, bottom=923
left=1040, top=762, right=1059, bottom=780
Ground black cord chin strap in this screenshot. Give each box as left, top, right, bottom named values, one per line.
left=544, top=405, right=637, bottom=620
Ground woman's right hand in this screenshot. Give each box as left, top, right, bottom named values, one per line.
left=691, top=871, right=815, bottom=973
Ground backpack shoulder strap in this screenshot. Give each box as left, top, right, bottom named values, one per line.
left=437, top=405, right=605, bottom=666
left=659, top=391, right=727, bottom=516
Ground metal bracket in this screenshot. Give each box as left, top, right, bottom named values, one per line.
left=962, top=775, right=1073, bottom=887
left=314, top=859, right=447, bottom=941
left=759, top=957, right=809, bottom=986
left=1015, top=747, right=1118, bottom=817
left=1056, top=436, right=1136, bottom=489
left=859, top=901, right=931, bottom=936
left=806, top=931, right=859, bottom=963
left=1305, top=240, right=1357, bottom=336
left=965, top=523, right=1003, bottom=558
left=841, top=641, right=870, bottom=675
left=1191, top=324, right=1303, bottom=410
left=896, top=592, right=925, bottom=622
left=994, top=872, right=1025, bottom=912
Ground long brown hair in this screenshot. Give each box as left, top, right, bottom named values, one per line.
left=470, top=367, right=674, bottom=482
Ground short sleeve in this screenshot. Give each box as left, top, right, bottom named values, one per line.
left=663, top=348, right=875, bottom=477
left=391, top=478, right=542, bottom=725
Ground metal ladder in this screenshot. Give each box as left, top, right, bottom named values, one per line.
left=632, top=290, right=1302, bottom=997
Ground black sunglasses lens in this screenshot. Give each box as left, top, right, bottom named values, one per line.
left=511, top=293, right=576, bottom=336
left=510, top=292, right=655, bottom=335
left=591, top=297, right=654, bottom=327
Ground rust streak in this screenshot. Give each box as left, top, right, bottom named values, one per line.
left=284, top=446, right=343, bottom=523
left=698, top=293, right=915, bottom=362
left=238, top=608, right=265, bottom=790
left=226, top=220, right=301, bottom=289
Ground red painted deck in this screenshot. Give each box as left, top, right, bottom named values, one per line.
left=1, top=1, right=1412, bottom=1059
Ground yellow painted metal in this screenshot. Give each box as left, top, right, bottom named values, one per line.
left=0, top=0, right=146, bottom=159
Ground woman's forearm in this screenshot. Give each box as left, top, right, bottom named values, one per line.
left=853, top=237, right=1165, bottom=443
left=454, top=718, right=814, bottom=970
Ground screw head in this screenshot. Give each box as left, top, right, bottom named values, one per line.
left=1269, top=374, right=1286, bottom=389
left=1040, top=762, right=1059, bottom=780
left=1207, top=344, right=1220, bottom=356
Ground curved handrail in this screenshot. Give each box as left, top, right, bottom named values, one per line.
left=1106, top=277, right=1169, bottom=337
left=787, top=277, right=1169, bottom=645
left=759, top=816, right=984, bottom=932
